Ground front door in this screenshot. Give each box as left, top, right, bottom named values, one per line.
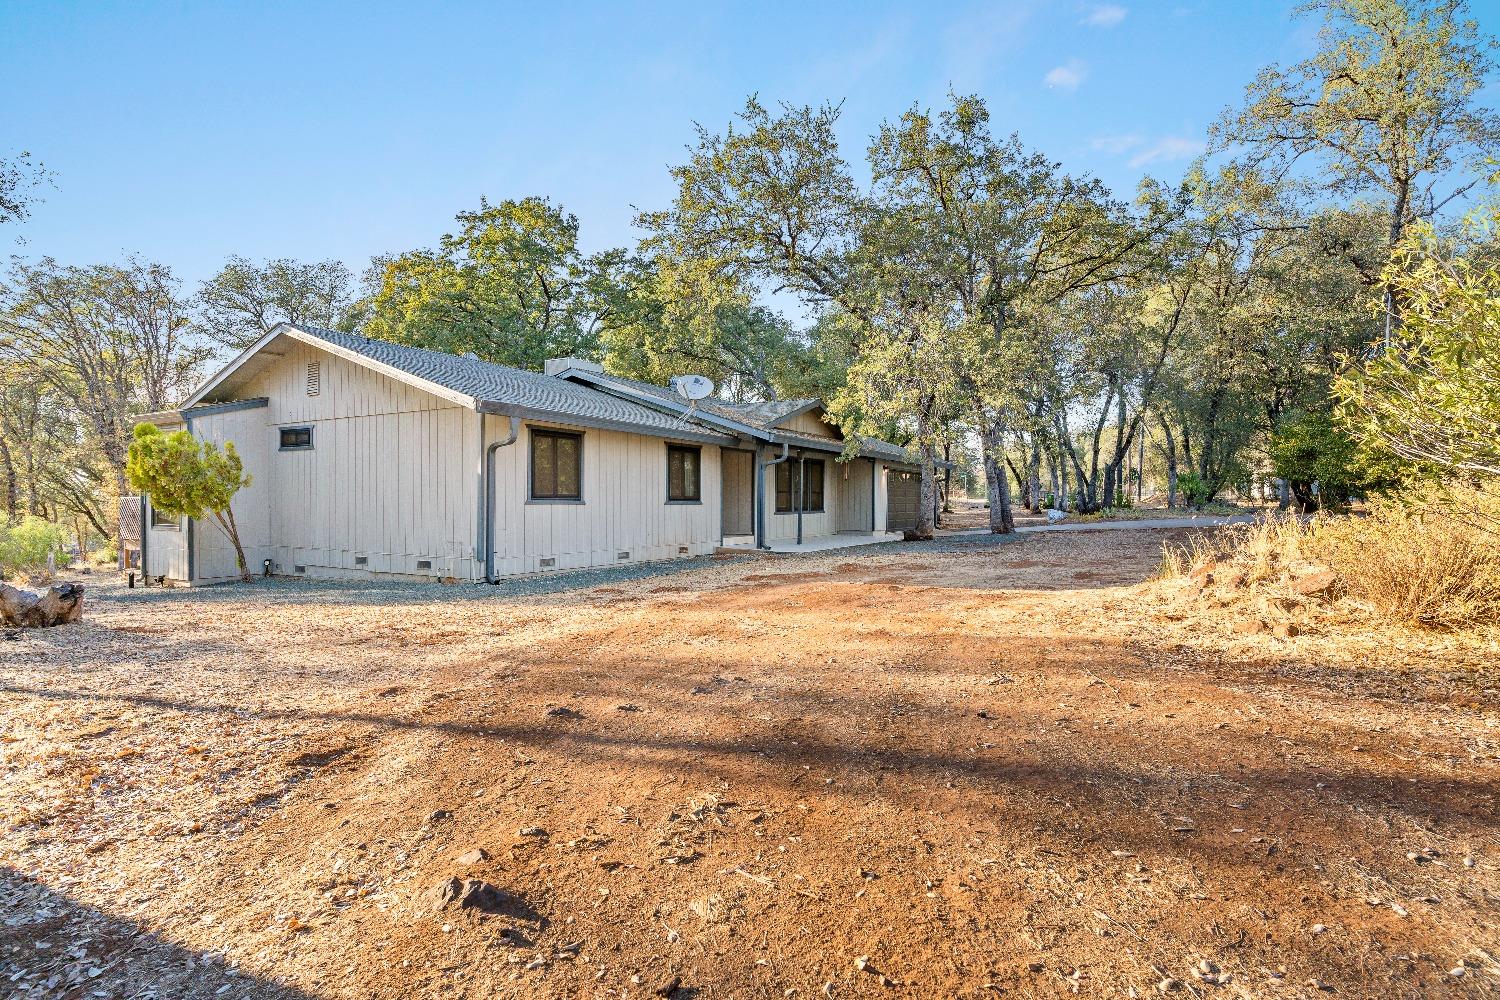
left=721, top=449, right=755, bottom=536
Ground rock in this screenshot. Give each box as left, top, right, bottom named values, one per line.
left=654, top=976, right=682, bottom=997
left=1289, top=571, right=1338, bottom=598
left=1311, top=924, right=1328, bottom=935
left=1273, top=622, right=1300, bottom=639
left=428, top=809, right=452, bottom=822
left=455, top=848, right=490, bottom=865
left=1157, top=978, right=1182, bottom=993
left=1219, top=569, right=1247, bottom=589
left=517, top=826, right=547, bottom=837
left=616, top=703, right=642, bottom=712
left=1450, top=967, right=1466, bottom=978
left=544, top=706, right=583, bottom=719
left=0, top=582, right=85, bottom=628
left=1232, top=618, right=1268, bottom=635
left=1046, top=509, right=1068, bottom=523
left=854, top=956, right=871, bottom=972
left=428, top=877, right=515, bottom=915
left=1026, top=962, right=1046, bottom=974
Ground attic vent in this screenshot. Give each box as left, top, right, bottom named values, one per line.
left=306, top=361, right=321, bottom=396
left=539, top=557, right=556, bottom=568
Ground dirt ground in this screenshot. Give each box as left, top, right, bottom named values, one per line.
left=3, top=527, right=1498, bottom=1000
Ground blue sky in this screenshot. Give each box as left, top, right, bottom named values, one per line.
left=0, top=1, right=1430, bottom=291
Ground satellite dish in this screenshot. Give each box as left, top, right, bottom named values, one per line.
left=674, top=374, right=715, bottom=401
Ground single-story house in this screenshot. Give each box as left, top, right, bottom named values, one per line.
left=136, top=323, right=927, bottom=585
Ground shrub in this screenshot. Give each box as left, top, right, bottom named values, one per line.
left=1318, top=486, right=1500, bottom=630
left=1177, top=472, right=1211, bottom=509
left=0, top=516, right=71, bottom=582
left=1157, top=485, right=1500, bottom=630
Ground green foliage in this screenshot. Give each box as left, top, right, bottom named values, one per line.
left=1337, top=202, right=1500, bottom=477
left=362, top=197, right=638, bottom=370
left=1176, top=471, right=1212, bottom=509
left=126, top=422, right=253, bottom=580
left=198, top=256, right=357, bottom=351
left=1268, top=411, right=1392, bottom=508
left=1214, top=0, right=1500, bottom=250
left=0, top=515, right=69, bottom=580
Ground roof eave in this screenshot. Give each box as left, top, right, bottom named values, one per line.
left=476, top=399, right=736, bottom=446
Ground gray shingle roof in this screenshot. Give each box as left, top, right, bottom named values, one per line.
left=570, top=370, right=922, bottom=465
left=290, top=327, right=734, bottom=444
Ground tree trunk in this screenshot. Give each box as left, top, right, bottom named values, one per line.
left=942, top=441, right=953, bottom=514
left=1026, top=435, right=1042, bottom=514
left=1, top=582, right=84, bottom=628
left=982, top=417, right=1015, bottom=534
left=0, top=434, right=16, bottom=522
left=1160, top=419, right=1178, bottom=510
left=214, top=507, right=252, bottom=582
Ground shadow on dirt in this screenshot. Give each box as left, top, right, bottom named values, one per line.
left=1, top=868, right=315, bottom=999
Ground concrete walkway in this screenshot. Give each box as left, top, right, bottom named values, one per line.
left=970, top=514, right=1255, bottom=534
left=932, top=514, right=1255, bottom=538
left=721, top=531, right=907, bottom=554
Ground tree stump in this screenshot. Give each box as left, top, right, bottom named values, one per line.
left=0, top=582, right=85, bottom=628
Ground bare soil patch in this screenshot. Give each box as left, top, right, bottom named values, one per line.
left=3, top=528, right=1497, bottom=998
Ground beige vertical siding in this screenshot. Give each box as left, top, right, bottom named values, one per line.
left=780, top=408, right=841, bottom=438
left=189, top=405, right=272, bottom=581
left=834, top=457, right=875, bottom=532
left=143, top=501, right=189, bottom=581
left=486, top=419, right=722, bottom=577
left=233, top=341, right=481, bottom=581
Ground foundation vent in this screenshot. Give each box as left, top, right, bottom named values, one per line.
left=617, top=550, right=630, bottom=561
left=678, top=546, right=690, bottom=555
left=416, top=559, right=433, bottom=571
left=354, top=555, right=368, bottom=566
left=306, top=361, right=321, bottom=396
left=293, top=564, right=306, bottom=574
left=539, top=557, right=556, bottom=568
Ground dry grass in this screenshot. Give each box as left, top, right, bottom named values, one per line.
left=1159, top=484, right=1500, bottom=631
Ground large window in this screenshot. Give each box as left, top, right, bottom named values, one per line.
left=530, top=429, right=583, bottom=501
left=667, top=445, right=701, bottom=502
left=775, top=458, right=825, bottom=513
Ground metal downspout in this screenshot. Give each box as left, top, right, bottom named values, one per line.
left=483, top=416, right=522, bottom=583
left=756, top=442, right=790, bottom=551
left=870, top=458, right=877, bottom=533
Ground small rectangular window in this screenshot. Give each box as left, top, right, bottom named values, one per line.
left=530, top=429, right=583, bottom=501
left=666, top=445, right=701, bottom=502
left=279, top=426, right=314, bottom=451
left=150, top=507, right=179, bottom=530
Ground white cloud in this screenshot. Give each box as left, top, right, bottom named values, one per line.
left=1044, top=59, right=1087, bottom=91
left=1081, top=4, right=1127, bottom=27
left=1127, top=135, right=1206, bottom=167
left=1090, top=133, right=1143, bottom=154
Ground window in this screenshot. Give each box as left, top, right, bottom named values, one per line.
left=666, top=445, right=701, bottom=502
left=150, top=506, right=179, bottom=530
left=530, top=429, right=582, bottom=501
left=279, top=426, right=314, bottom=451
left=775, top=458, right=826, bottom=513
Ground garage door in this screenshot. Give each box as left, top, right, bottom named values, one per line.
left=886, top=468, right=920, bottom=532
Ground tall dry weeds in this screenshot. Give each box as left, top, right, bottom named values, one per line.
left=1158, top=484, right=1500, bottom=631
